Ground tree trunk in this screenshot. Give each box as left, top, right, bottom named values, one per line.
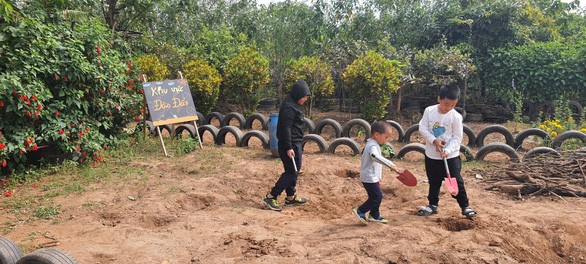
left=462, top=78, right=468, bottom=109
left=396, top=85, right=404, bottom=113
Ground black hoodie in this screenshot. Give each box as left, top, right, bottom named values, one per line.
left=276, top=80, right=311, bottom=150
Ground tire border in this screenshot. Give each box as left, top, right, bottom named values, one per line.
left=215, top=126, right=244, bottom=146
left=301, top=134, right=328, bottom=153
left=0, top=236, right=24, bottom=264
left=514, top=128, right=548, bottom=149
left=315, top=118, right=342, bottom=138
left=476, top=124, right=515, bottom=148
left=243, top=113, right=268, bottom=130
left=16, top=248, right=78, bottom=264
left=197, top=125, right=219, bottom=144
left=523, top=147, right=561, bottom=162
left=205, top=112, right=224, bottom=127
left=551, top=130, right=586, bottom=149
left=475, top=142, right=520, bottom=162
left=239, top=130, right=269, bottom=149
left=402, top=124, right=420, bottom=143
left=386, top=120, right=405, bottom=142
left=341, top=118, right=371, bottom=142
left=396, top=143, right=426, bottom=159
left=326, top=137, right=361, bottom=156
left=222, top=112, right=246, bottom=129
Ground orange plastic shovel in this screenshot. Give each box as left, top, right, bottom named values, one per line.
left=443, top=157, right=459, bottom=195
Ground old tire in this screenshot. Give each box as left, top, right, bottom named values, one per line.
left=174, top=124, right=197, bottom=139
left=154, top=124, right=173, bottom=137
left=342, top=118, right=371, bottom=141
left=303, top=117, right=316, bottom=134
left=197, top=125, right=219, bottom=144
left=403, top=124, right=420, bottom=143
left=460, top=144, right=475, bottom=162
left=552, top=130, right=586, bottom=149
left=396, top=143, right=426, bottom=159
left=386, top=120, right=405, bottom=142
left=239, top=130, right=269, bottom=149
left=455, top=107, right=467, bottom=120
left=463, top=125, right=477, bottom=147
left=205, top=112, right=224, bottom=127
left=0, top=236, right=24, bottom=264
left=315, top=118, right=342, bottom=138
left=302, top=134, right=328, bottom=153
left=475, top=142, right=520, bottom=162
left=243, top=113, right=268, bottom=130
left=476, top=125, right=515, bottom=148
left=523, top=147, right=561, bottom=162
left=222, top=112, right=246, bottom=129
left=16, top=248, right=78, bottom=264
left=327, top=137, right=361, bottom=156
left=196, top=111, right=205, bottom=126
left=215, top=126, right=244, bottom=146
left=514, top=128, right=548, bottom=149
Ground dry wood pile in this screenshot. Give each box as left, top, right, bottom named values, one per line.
left=479, top=149, right=586, bottom=199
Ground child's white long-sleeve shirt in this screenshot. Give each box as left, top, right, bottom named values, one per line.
left=360, top=138, right=395, bottom=183
left=418, top=104, right=463, bottom=160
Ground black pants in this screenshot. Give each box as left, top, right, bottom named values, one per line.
left=358, top=182, right=383, bottom=218
left=270, top=142, right=302, bottom=198
left=425, top=156, right=469, bottom=209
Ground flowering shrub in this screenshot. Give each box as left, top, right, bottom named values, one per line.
left=135, top=54, right=170, bottom=82
left=284, top=56, right=335, bottom=106
left=0, top=19, right=142, bottom=172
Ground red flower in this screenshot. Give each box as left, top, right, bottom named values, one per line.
left=0, top=102, right=4, bottom=107
left=55, top=74, right=59, bottom=80
left=67, top=132, right=71, bottom=137
left=64, top=75, right=68, bottom=81
left=37, top=104, right=42, bottom=110
left=4, top=191, right=11, bottom=197
left=1, top=160, right=6, bottom=167
left=85, top=128, right=90, bottom=133
left=32, top=145, right=38, bottom=151
left=13, top=89, right=17, bottom=95
left=31, top=95, right=37, bottom=101
left=79, top=159, right=83, bottom=163
left=134, top=116, right=139, bottom=121
left=55, top=110, right=59, bottom=117
left=0, top=131, right=2, bottom=135
left=96, top=46, right=101, bottom=56
left=34, top=111, right=39, bottom=117
left=25, top=112, right=32, bottom=118
left=59, top=129, right=64, bottom=135
left=82, top=152, right=87, bottom=157
left=19, top=150, right=23, bottom=155
left=0, top=144, right=5, bottom=150
left=100, top=90, right=105, bottom=94
left=79, top=132, right=83, bottom=138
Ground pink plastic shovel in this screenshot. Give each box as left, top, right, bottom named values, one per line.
left=442, top=157, right=459, bottom=195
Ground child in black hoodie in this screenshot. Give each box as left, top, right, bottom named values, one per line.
left=263, top=80, right=311, bottom=211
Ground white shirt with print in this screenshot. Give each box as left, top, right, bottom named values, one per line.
left=418, top=104, right=463, bottom=160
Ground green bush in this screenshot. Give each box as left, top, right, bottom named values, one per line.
left=222, top=47, right=270, bottom=113
left=181, top=59, right=222, bottom=115
left=342, top=51, right=401, bottom=121
left=284, top=56, right=335, bottom=106
left=135, top=54, right=170, bottom=82
left=0, top=18, right=142, bottom=172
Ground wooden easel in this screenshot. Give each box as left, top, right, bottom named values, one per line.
left=141, top=73, right=203, bottom=157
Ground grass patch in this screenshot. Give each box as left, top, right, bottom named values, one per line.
left=34, top=205, right=60, bottom=220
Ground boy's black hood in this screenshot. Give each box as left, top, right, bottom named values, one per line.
left=290, top=80, right=311, bottom=101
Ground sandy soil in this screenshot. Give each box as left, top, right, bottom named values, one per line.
left=1, top=120, right=585, bottom=264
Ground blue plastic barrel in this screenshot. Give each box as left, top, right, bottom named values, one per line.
left=268, top=113, right=279, bottom=157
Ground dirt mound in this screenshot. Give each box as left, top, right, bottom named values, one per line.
left=1, top=145, right=586, bottom=263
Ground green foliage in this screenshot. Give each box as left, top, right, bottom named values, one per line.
left=484, top=41, right=586, bottom=104
left=0, top=17, right=142, bottom=172
left=342, top=51, right=401, bottom=121
left=175, top=137, right=199, bottom=156
left=135, top=54, right=170, bottom=82
left=412, top=43, right=476, bottom=88
left=181, top=59, right=222, bottom=115
left=284, top=56, right=335, bottom=104
left=223, top=47, right=270, bottom=113
left=189, top=25, right=248, bottom=70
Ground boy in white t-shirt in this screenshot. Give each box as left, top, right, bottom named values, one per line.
left=417, top=85, right=477, bottom=218
left=352, top=120, right=402, bottom=224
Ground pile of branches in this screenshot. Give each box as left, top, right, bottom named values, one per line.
left=480, top=149, right=586, bottom=199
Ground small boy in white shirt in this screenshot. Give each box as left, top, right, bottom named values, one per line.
left=417, top=84, right=476, bottom=218
left=353, top=120, right=402, bottom=224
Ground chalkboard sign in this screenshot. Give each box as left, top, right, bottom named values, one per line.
left=142, top=79, right=198, bottom=126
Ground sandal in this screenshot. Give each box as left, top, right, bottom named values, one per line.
left=416, top=205, right=438, bottom=216
left=462, top=207, right=477, bottom=219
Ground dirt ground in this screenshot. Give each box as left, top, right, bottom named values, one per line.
left=1, top=118, right=586, bottom=264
